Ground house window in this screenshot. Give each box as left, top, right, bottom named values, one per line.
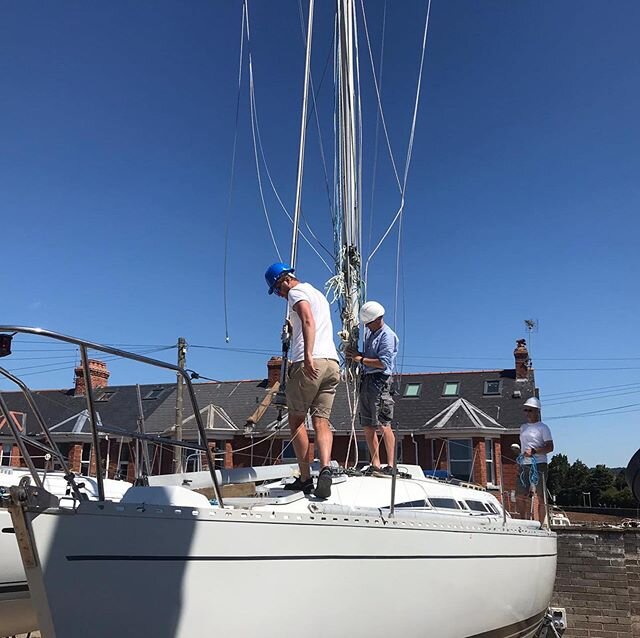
left=442, top=382, right=460, bottom=397
left=357, top=440, right=370, bottom=465
left=0, top=443, right=12, bottom=467
left=95, top=390, right=116, bottom=402
left=118, top=445, right=130, bottom=480
left=281, top=440, right=297, bottom=462
left=80, top=443, right=92, bottom=475
left=144, top=388, right=165, bottom=400
left=403, top=383, right=422, bottom=397
left=448, top=438, right=472, bottom=481
left=485, top=438, right=495, bottom=485
left=484, top=380, right=501, bottom=395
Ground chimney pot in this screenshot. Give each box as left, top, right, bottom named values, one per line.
left=74, top=359, right=110, bottom=396
left=267, top=356, right=282, bottom=388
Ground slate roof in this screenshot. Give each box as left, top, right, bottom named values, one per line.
left=0, top=384, right=173, bottom=439
left=0, top=368, right=537, bottom=440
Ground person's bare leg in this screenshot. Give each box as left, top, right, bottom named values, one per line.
left=364, top=426, right=381, bottom=467
left=380, top=425, right=396, bottom=467
left=312, top=416, right=333, bottom=468
left=289, top=413, right=310, bottom=480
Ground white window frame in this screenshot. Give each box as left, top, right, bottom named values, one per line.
left=447, top=438, right=473, bottom=481
left=0, top=443, right=12, bottom=467
left=442, top=381, right=460, bottom=397
left=80, top=443, right=92, bottom=475
left=485, top=438, right=496, bottom=486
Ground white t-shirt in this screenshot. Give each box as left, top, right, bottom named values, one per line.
left=519, top=421, right=553, bottom=465
left=287, top=282, right=339, bottom=363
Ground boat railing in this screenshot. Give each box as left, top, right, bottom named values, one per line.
left=0, top=326, right=224, bottom=506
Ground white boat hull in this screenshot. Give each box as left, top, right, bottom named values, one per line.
left=16, top=496, right=556, bottom=638
left=1, top=470, right=130, bottom=637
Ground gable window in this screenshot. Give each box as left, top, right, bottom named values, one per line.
left=485, top=438, right=496, bottom=485
left=442, top=381, right=460, bottom=397
left=0, top=443, right=12, bottom=467
left=484, top=380, right=501, bottom=395
left=144, top=387, right=165, bottom=400
left=448, top=438, right=472, bottom=481
left=403, top=383, right=422, bottom=397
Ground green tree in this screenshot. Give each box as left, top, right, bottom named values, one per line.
left=566, top=459, right=590, bottom=506
left=547, top=454, right=570, bottom=504
left=589, top=465, right=615, bottom=505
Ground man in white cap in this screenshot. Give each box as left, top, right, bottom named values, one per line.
left=517, top=397, right=554, bottom=522
left=347, top=301, right=399, bottom=475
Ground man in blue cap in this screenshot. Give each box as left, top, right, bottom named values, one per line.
left=265, top=263, right=340, bottom=499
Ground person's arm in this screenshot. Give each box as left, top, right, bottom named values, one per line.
left=525, top=426, right=554, bottom=457
left=293, top=300, right=318, bottom=379
left=347, top=332, right=390, bottom=370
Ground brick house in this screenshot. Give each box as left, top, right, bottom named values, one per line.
left=0, top=339, right=538, bottom=508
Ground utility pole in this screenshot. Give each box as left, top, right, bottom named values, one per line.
left=174, top=337, right=187, bottom=474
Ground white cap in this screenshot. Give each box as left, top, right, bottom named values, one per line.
left=359, top=301, right=385, bottom=325
left=523, top=397, right=541, bottom=409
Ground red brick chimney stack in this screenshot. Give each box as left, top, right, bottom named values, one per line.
left=267, top=357, right=282, bottom=388
left=514, top=339, right=530, bottom=380
left=74, top=359, right=110, bottom=396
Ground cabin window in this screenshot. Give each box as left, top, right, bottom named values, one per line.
left=429, top=498, right=460, bottom=509
left=486, top=502, right=499, bottom=514
left=442, top=382, right=460, bottom=397
left=485, top=439, right=495, bottom=485
left=0, top=443, right=12, bottom=467
left=483, top=380, right=501, bottom=395
left=390, top=500, right=429, bottom=509
left=448, top=439, right=472, bottom=481
left=466, top=500, right=489, bottom=512
left=403, top=383, right=422, bottom=397
left=144, top=387, right=165, bottom=400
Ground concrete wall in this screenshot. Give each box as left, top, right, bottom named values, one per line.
left=552, top=528, right=640, bottom=637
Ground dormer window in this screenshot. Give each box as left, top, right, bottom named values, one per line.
left=483, top=380, right=501, bottom=395
left=403, top=383, right=422, bottom=397
left=144, top=387, right=165, bottom=400
left=95, top=390, right=116, bottom=402
left=442, top=381, right=460, bottom=397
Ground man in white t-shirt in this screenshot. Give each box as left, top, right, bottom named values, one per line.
left=265, top=262, right=340, bottom=499
left=517, top=397, right=554, bottom=522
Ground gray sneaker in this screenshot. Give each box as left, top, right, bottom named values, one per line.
left=314, top=467, right=332, bottom=499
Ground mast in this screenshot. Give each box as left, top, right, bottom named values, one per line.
left=336, top=0, right=362, bottom=357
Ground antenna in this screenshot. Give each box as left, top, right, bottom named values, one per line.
left=524, top=319, right=538, bottom=362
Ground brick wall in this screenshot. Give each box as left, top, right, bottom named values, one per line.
left=552, top=528, right=639, bottom=637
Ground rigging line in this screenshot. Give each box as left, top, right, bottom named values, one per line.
left=245, top=2, right=282, bottom=261
left=358, top=0, right=401, bottom=193
left=298, top=0, right=336, bottom=225
left=222, top=1, right=247, bottom=343
left=364, top=0, right=432, bottom=286
left=251, top=83, right=334, bottom=269
left=289, top=0, right=316, bottom=270
left=366, top=0, right=387, bottom=256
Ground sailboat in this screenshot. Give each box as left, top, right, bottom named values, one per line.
left=3, top=2, right=556, bottom=636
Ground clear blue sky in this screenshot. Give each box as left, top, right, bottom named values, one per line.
left=1, top=1, right=638, bottom=467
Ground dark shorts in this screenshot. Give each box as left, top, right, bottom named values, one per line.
left=516, top=462, right=548, bottom=496
left=359, top=373, right=394, bottom=427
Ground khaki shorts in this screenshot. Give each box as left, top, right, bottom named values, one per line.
left=286, top=358, right=340, bottom=419
left=516, top=462, right=548, bottom=496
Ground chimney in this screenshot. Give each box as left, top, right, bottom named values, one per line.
left=74, top=359, right=110, bottom=396
left=267, top=356, right=282, bottom=388
left=514, top=339, right=530, bottom=381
